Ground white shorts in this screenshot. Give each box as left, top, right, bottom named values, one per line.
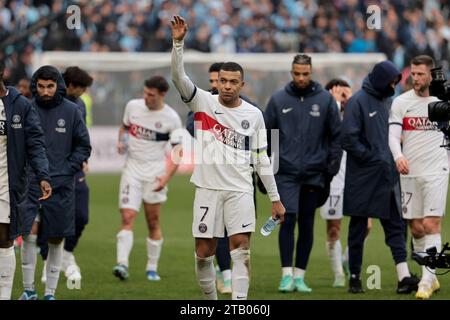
left=320, top=189, right=343, bottom=220
left=119, top=172, right=167, bottom=212
left=0, top=200, right=10, bottom=224
left=400, top=174, right=449, bottom=219
left=192, top=187, right=255, bottom=238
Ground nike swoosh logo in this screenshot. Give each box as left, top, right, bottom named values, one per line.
left=236, top=296, right=246, bottom=299
left=282, top=108, right=293, bottom=114
left=214, top=110, right=224, bottom=115
left=242, top=223, right=252, bottom=228
left=430, top=208, right=438, bottom=211
left=369, top=111, right=377, bottom=117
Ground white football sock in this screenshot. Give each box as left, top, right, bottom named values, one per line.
left=294, top=268, right=305, bottom=279
left=423, top=233, right=441, bottom=283
left=222, top=269, right=232, bottom=282
left=326, top=240, right=344, bottom=277
left=396, top=262, right=411, bottom=281
left=230, top=247, right=250, bottom=300
left=412, top=236, right=426, bottom=253
left=282, top=267, right=293, bottom=277
left=21, top=234, right=37, bottom=291
left=146, top=238, right=163, bottom=272
left=195, top=253, right=217, bottom=300
left=343, top=245, right=349, bottom=263
left=117, top=229, right=133, bottom=267
left=0, top=246, right=16, bottom=300
left=45, top=242, right=63, bottom=296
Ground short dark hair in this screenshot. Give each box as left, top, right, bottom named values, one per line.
left=325, top=78, right=351, bottom=90
left=293, top=54, right=312, bottom=67
left=209, top=62, right=224, bottom=73
left=63, top=66, right=93, bottom=88
left=144, top=76, right=169, bottom=93
left=220, top=62, right=244, bottom=80
left=411, top=55, right=435, bottom=69
left=35, top=66, right=59, bottom=82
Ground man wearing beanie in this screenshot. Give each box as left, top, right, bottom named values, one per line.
left=341, top=60, right=419, bottom=294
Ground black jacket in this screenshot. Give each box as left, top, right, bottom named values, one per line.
left=265, top=80, right=342, bottom=188
left=2, top=86, right=50, bottom=239
left=341, top=60, right=402, bottom=218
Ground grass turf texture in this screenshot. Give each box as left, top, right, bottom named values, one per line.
left=11, top=173, right=450, bottom=300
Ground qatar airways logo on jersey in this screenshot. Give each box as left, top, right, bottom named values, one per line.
left=129, top=124, right=157, bottom=141
left=211, top=123, right=247, bottom=150
left=403, top=117, right=439, bottom=131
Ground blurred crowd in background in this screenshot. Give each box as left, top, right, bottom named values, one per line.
left=0, top=0, right=449, bottom=124
left=1, top=0, right=450, bottom=81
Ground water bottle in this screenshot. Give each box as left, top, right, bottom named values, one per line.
left=260, top=216, right=280, bottom=237
left=119, top=131, right=129, bottom=154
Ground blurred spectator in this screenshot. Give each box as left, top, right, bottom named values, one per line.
left=0, top=0, right=448, bottom=85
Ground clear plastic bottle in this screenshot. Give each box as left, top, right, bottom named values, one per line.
left=119, top=131, right=129, bottom=154
left=260, top=216, right=280, bottom=237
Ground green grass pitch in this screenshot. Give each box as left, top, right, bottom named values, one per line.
left=11, top=173, right=450, bottom=300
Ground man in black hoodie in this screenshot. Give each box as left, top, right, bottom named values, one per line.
left=19, top=66, right=91, bottom=300
left=341, top=60, right=419, bottom=294
left=265, top=54, right=342, bottom=293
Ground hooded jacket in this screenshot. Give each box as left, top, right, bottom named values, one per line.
left=341, top=60, right=402, bottom=218
left=265, top=80, right=342, bottom=187
left=2, top=86, right=50, bottom=239
left=29, top=66, right=91, bottom=180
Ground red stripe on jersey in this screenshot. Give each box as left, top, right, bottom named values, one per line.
left=402, top=117, right=438, bottom=131
left=193, top=112, right=250, bottom=150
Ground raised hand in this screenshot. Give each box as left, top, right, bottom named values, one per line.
left=171, top=15, right=188, bottom=41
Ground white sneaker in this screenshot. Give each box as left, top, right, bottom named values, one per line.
left=41, top=261, right=47, bottom=284
left=65, top=264, right=82, bottom=281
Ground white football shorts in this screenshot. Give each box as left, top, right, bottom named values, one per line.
left=320, top=188, right=344, bottom=220
left=192, top=187, right=255, bottom=238
left=400, top=174, right=449, bottom=219
left=119, top=171, right=167, bottom=211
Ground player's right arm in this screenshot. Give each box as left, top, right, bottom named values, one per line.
left=118, top=101, right=131, bottom=154
left=170, top=15, right=197, bottom=109
left=388, top=97, right=409, bottom=174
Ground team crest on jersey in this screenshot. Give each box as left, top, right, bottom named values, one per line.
left=241, top=120, right=250, bottom=129
left=56, top=118, right=66, bottom=133
left=155, top=121, right=162, bottom=129
left=198, top=223, right=207, bottom=233
left=11, top=115, right=22, bottom=129
left=310, top=104, right=320, bottom=117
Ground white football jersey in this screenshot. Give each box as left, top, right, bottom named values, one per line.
left=187, top=87, right=267, bottom=193
left=389, top=89, right=448, bottom=177
left=122, top=99, right=182, bottom=180
left=0, top=98, right=9, bottom=204
left=330, top=151, right=346, bottom=193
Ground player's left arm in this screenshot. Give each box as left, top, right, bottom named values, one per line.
left=389, top=98, right=408, bottom=174
left=252, top=114, right=285, bottom=222
left=154, top=113, right=183, bottom=192
left=68, top=108, right=92, bottom=174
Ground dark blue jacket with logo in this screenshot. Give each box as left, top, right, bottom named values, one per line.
left=23, top=66, right=91, bottom=237
left=2, top=86, right=50, bottom=239
left=341, top=61, right=401, bottom=219
left=264, top=80, right=342, bottom=188
left=29, top=68, right=91, bottom=180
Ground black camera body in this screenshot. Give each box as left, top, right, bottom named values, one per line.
left=427, top=66, right=450, bottom=148
left=413, top=243, right=450, bottom=269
